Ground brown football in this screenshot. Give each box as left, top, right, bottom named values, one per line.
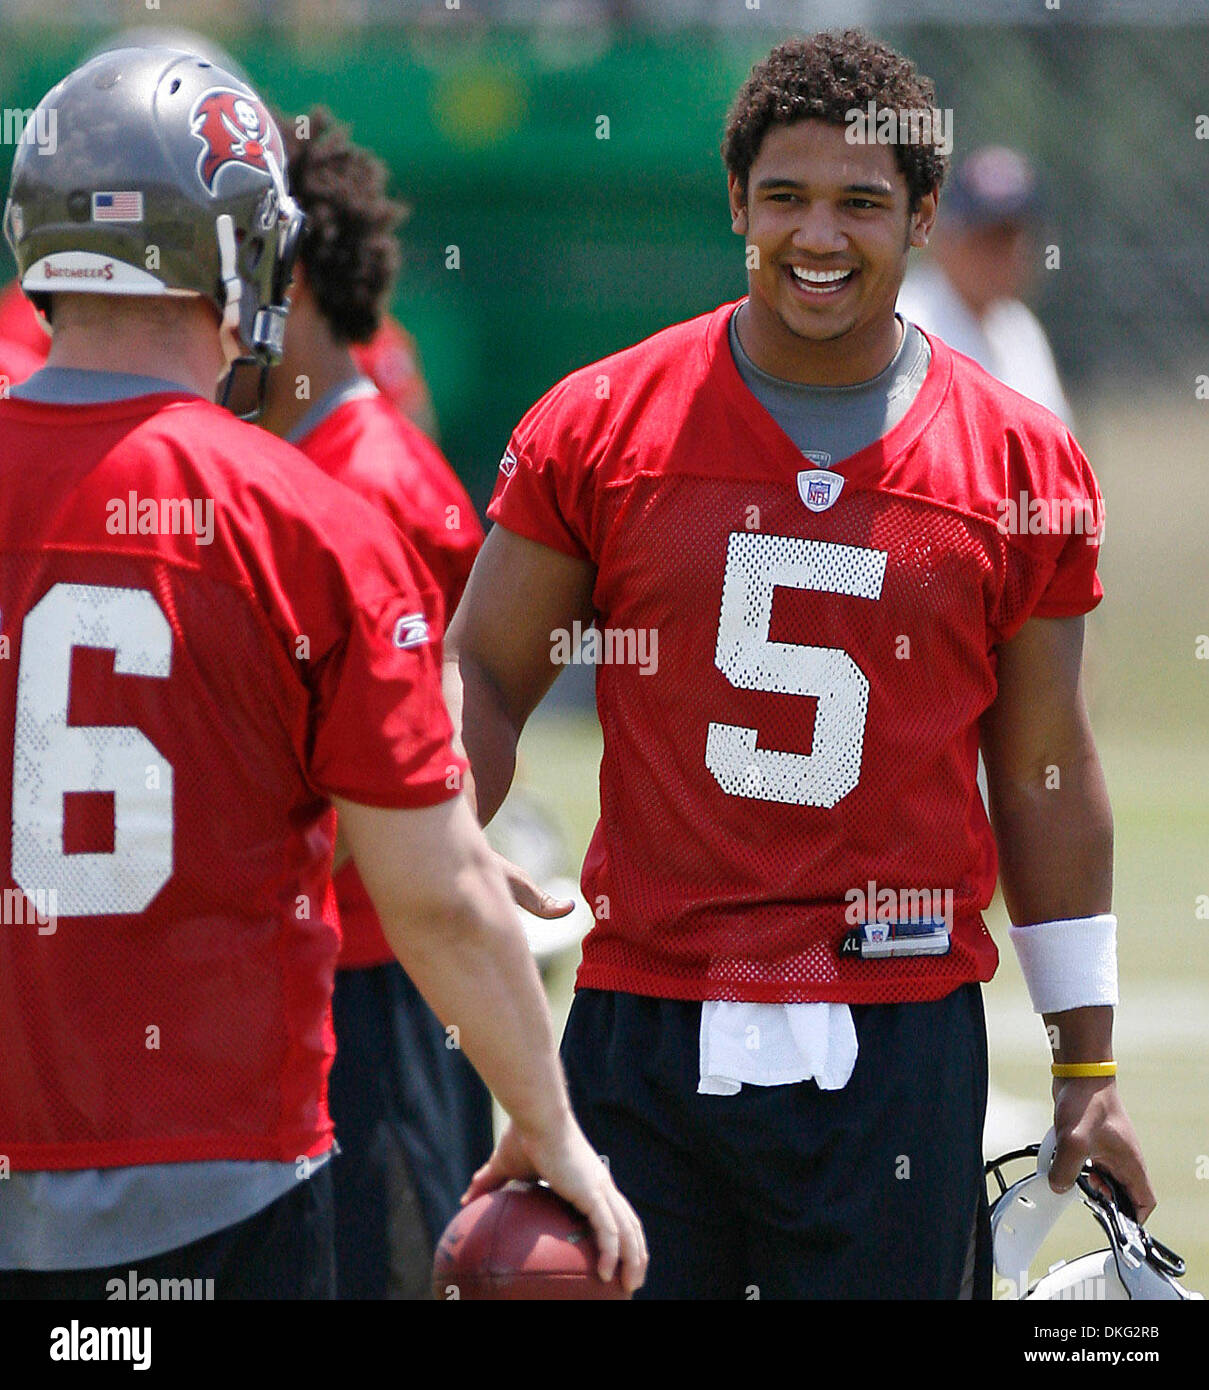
left=432, top=1180, right=630, bottom=1300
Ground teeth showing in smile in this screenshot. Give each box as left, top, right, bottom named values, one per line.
left=790, top=266, right=854, bottom=291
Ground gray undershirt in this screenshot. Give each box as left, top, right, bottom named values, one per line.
left=285, top=374, right=379, bottom=444
left=728, top=308, right=931, bottom=463
left=0, top=366, right=330, bottom=1271
left=11, top=365, right=202, bottom=404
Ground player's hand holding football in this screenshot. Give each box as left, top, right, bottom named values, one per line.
left=463, top=1109, right=648, bottom=1294
left=1048, top=1076, right=1156, bottom=1223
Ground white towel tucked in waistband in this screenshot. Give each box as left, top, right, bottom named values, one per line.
left=698, top=1002, right=858, bottom=1095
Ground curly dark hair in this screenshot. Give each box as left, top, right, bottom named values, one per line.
left=282, top=106, right=406, bottom=344
left=722, top=30, right=948, bottom=211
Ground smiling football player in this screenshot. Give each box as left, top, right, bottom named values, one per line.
left=449, top=28, right=1154, bottom=1299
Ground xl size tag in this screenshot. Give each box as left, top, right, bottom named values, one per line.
left=841, top=918, right=952, bottom=960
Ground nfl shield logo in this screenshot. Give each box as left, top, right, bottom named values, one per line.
left=797, top=468, right=845, bottom=513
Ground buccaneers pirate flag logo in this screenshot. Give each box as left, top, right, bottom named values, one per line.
left=190, top=90, right=285, bottom=195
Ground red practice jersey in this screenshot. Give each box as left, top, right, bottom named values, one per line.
left=0, top=280, right=50, bottom=363
left=489, top=300, right=1104, bottom=1006
left=0, top=337, right=43, bottom=393
left=295, top=387, right=483, bottom=968
left=0, top=390, right=463, bottom=1169
left=352, top=314, right=438, bottom=437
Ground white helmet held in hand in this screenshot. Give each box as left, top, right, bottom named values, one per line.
left=986, top=1129, right=1200, bottom=1300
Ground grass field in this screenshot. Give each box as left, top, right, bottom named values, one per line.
left=504, top=390, right=1209, bottom=1297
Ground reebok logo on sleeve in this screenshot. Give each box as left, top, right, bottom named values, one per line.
left=392, top=612, right=431, bottom=650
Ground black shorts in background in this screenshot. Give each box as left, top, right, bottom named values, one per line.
left=561, top=984, right=992, bottom=1300
left=328, top=961, right=495, bottom=1300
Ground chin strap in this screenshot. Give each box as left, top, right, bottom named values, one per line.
left=218, top=356, right=270, bottom=423
left=1075, top=1164, right=1189, bottom=1291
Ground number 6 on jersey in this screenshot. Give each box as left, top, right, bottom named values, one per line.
left=11, top=582, right=174, bottom=916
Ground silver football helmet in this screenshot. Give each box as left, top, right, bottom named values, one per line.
left=4, top=47, right=302, bottom=370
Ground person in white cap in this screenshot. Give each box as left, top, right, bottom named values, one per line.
left=898, top=145, right=1074, bottom=426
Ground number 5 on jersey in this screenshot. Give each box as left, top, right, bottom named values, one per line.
left=706, top=532, right=887, bottom=808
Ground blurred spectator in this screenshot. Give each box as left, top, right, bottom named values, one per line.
left=897, top=145, right=1073, bottom=426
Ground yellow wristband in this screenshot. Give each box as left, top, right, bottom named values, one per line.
left=1051, top=1061, right=1117, bottom=1078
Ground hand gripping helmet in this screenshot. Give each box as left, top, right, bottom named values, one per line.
left=2, top=47, right=303, bottom=367
left=986, top=1130, right=1201, bottom=1301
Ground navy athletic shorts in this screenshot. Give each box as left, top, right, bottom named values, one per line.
left=328, top=961, right=495, bottom=1299
left=561, top=984, right=992, bottom=1300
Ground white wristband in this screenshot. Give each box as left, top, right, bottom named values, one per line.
left=1008, top=914, right=1118, bottom=1015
